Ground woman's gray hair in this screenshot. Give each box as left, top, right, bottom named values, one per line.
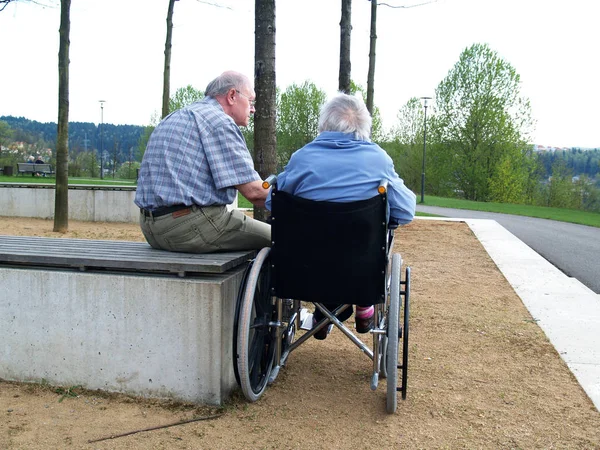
left=205, top=71, right=250, bottom=97
left=318, top=93, right=372, bottom=141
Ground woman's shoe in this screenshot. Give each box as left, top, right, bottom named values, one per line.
left=355, top=315, right=375, bottom=333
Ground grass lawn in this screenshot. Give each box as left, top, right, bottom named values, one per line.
left=422, top=195, right=600, bottom=228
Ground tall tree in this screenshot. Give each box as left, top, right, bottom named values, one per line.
left=366, top=0, right=377, bottom=115
left=2, top=0, right=71, bottom=231
left=53, top=0, right=70, bottom=232
left=435, top=43, right=534, bottom=201
left=338, top=0, right=351, bottom=94
left=162, top=0, right=178, bottom=119
left=253, top=0, right=277, bottom=223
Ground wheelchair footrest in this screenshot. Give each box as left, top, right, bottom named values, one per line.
left=299, top=310, right=313, bottom=331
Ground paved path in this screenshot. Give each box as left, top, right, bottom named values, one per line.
left=417, top=205, right=600, bottom=294
left=418, top=217, right=600, bottom=412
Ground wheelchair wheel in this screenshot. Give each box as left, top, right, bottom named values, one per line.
left=236, top=247, right=277, bottom=402
left=401, top=267, right=411, bottom=400
left=386, top=253, right=402, bottom=413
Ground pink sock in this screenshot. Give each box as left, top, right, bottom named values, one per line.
left=355, top=306, right=374, bottom=319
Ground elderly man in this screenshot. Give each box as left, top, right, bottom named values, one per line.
left=135, top=71, right=270, bottom=253
left=266, top=93, right=416, bottom=337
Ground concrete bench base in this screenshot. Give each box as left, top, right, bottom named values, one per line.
left=0, top=237, right=253, bottom=405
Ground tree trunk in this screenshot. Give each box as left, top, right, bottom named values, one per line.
left=162, top=0, right=177, bottom=119
left=53, top=0, right=70, bottom=233
left=366, top=0, right=377, bottom=115
left=253, top=0, right=277, bottom=223
left=338, top=0, right=352, bottom=94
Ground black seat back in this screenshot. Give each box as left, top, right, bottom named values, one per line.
left=270, top=189, right=387, bottom=306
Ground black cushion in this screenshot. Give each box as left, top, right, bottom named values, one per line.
left=270, top=190, right=387, bottom=306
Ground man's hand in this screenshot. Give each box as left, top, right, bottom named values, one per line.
left=236, top=180, right=268, bottom=208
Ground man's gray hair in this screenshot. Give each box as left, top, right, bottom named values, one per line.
left=205, top=71, right=250, bottom=97
left=318, top=93, right=372, bottom=141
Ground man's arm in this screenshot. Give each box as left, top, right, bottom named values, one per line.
left=236, top=180, right=268, bottom=208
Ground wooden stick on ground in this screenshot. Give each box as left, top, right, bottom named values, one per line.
left=87, top=413, right=224, bottom=443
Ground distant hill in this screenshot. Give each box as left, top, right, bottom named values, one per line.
left=533, top=144, right=599, bottom=152
left=0, top=116, right=145, bottom=160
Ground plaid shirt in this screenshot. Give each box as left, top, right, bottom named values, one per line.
left=135, top=97, right=259, bottom=210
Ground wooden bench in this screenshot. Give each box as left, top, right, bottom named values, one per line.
left=0, top=235, right=255, bottom=405
left=17, top=162, right=54, bottom=176
left=0, top=235, right=252, bottom=276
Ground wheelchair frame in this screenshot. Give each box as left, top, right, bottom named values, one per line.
left=233, top=178, right=411, bottom=413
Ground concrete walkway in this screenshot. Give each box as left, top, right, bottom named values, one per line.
left=419, top=217, right=600, bottom=412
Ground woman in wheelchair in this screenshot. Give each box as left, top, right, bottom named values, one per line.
left=265, top=93, right=415, bottom=339
left=234, top=93, right=416, bottom=413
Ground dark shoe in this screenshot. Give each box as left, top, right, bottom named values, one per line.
left=312, top=305, right=353, bottom=340
left=355, top=315, right=375, bottom=334
left=313, top=304, right=353, bottom=324
left=313, top=318, right=331, bottom=340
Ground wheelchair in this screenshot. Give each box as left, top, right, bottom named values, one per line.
left=233, top=176, right=411, bottom=413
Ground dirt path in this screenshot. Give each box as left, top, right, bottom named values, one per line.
left=1, top=217, right=599, bottom=449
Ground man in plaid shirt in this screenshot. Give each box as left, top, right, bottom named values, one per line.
left=135, top=71, right=270, bottom=253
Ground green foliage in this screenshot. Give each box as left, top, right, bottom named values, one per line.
left=386, top=97, right=426, bottom=193
left=488, top=154, right=526, bottom=203
left=242, top=115, right=254, bottom=151
left=546, top=160, right=577, bottom=208
left=0, top=120, right=13, bottom=149
left=434, top=43, right=534, bottom=201
left=116, top=160, right=141, bottom=180
left=169, top=84, right=204, bottom=113
left=69, top=150, right=99, bottom=178
left=137, top=126, right=154, bottom=161
left=276, top=81, right=326, bottom=166
left=55, top=385, right=83, bottom=402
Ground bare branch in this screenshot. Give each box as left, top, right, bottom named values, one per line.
left=193, top=0, right=233, bottom=10
left=0, top=0, right=16, bottom=12
left=1, top=0, right=58, bottom=12
left=377, top=0, right=438, bottom=8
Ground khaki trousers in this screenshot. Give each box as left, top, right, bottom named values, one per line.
left=140, top=205, right=271, bottom=253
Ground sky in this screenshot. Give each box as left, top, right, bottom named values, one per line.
left=0, top=0, right=598, bottom=148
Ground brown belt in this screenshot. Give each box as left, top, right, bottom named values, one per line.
left=140, top=204, right=192, bottom=218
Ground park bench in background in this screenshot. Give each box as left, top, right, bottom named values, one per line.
left=17, top=162, right=54, bottom=176
left=0, top=235, right=253, bottom=405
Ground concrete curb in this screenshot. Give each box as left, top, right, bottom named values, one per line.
left=416, top=217, right=600, bottom=412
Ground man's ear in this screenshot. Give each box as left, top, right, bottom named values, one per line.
left=226, top=88, right=237, bottom=105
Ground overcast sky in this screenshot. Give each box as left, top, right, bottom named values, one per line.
left=0, top=0, right=597, bottom=148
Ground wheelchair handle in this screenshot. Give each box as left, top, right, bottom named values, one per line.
left=262, top=174, right=277, bottom=189
left=378, top=179, right=389, bottom=194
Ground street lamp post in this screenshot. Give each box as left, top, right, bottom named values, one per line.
left=99, top=100, right=106, bottom=180
left=420, top=96, right=431, bottom=204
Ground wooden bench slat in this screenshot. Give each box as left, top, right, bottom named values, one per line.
left=0, top=235, right=255, bottom=274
